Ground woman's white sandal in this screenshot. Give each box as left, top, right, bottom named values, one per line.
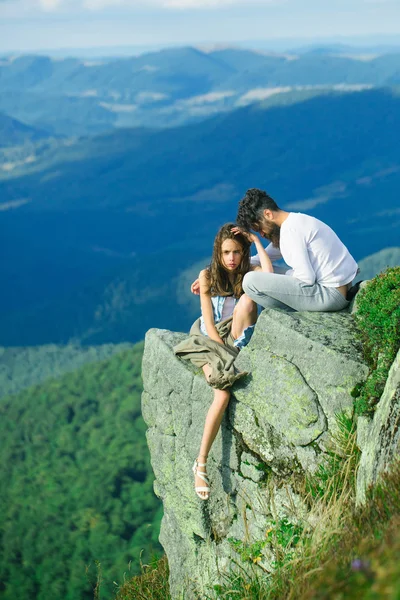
left=192, top=459, right=210, bottom=500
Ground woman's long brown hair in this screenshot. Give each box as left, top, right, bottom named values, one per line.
left=207, top=223, right=251, bottom=298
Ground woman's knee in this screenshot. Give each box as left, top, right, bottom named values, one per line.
left=234, top=292, right=256, bottom=316
left=213, top=389, right=230, bottom=408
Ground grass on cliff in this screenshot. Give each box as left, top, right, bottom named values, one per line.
left=352, top=266, right=400, bottom=416
left=117, top=428, right=400, bottom=600
left=258, top=459, right=400, bottom=600
left=114, top=556, right=171, bottom=600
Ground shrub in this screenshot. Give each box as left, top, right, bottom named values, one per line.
left=115, top=555, right=171, bottom=600
left=353, top=266, right=400, bottom=415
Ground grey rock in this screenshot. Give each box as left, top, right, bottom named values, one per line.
left=356, top=415, right=372, bottom=452
left=356, top=349, right=400, bottom=505
left=350, top=280, right=370, bottom=314
left=141, top=308, right=368, bottom=599
left=234, top=347, right=327, bottom=447
left=240, top=309, right=368, bottom=431
left=240, top=451, right=267, bottom=483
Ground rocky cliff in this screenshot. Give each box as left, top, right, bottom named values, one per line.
left=356, top=348, right=400, bottom=505
left=142, top=307, right=371, bottom=599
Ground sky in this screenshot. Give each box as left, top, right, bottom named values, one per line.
left=0, top=0, right=399, bottom=54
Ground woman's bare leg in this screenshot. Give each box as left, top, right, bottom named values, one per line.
left=194, top=363, right=230, bottom=499
left=231, top=294, right=258, bottom=340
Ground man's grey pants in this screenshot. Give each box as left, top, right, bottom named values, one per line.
left=243, top=271, right=350, bottom=312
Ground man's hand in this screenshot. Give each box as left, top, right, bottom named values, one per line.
left=191, top=278, right=200, bottom=295
left=231, top=226, right=258, bottom=244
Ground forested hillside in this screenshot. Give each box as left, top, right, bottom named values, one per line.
left=0, top=89, right=399, bottom=346
left=0, top=342, right=133, bottom=399
left=0, top=344, right=161, bottom=600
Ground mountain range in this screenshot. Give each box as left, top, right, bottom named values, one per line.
left=1, top=47, right=400, bottom=135
left=1, top=87, right=399, bottom=346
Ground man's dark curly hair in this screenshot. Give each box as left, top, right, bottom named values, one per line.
left=236, top=188, right=280, bottom=231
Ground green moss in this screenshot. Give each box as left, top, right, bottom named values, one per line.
left=255, top=461, right=272, bottom=475
left=353, top=267, right=400, bottom=415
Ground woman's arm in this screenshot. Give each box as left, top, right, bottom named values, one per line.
left=191, top=278, right=200, bottom=295
left=231, top=227, right=274, bottom=273
left=250, top=236, right=274, bottom=273
left=199, top=270, right=224, bottom=345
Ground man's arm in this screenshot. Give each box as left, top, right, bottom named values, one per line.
left=250, top=243, right=282, bottom=267
left=282, top=228, right=316, bottom=284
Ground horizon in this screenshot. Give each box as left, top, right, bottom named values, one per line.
left=1, top=0, right=399, bottom=54
left=2, top=34, right=400, bottom=58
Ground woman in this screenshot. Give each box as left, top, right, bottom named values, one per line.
left=174, top=223, right=273, bottom=500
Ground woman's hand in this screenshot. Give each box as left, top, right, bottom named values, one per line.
left=231, top=226, right=258, bottom=244
left=191, top=278, right=200, bottom=295
left=210, top=335, right=225, bottom=346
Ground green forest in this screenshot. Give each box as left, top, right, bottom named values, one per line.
left=0, top=343, right=162, bottom=600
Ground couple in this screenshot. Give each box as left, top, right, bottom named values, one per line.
left=174, top=188, right=358, bottom=500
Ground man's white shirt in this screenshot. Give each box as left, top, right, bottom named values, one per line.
left=250, top=212, right=358, bottom=287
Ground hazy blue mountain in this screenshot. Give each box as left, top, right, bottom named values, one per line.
left=296, top=45, right=360, bottom=55
left=0, top=90, right=116, bottom=136
left=290, top=43, right=400, bottom=55
left=0, top=111, right=49, bottom=147
left=13, top=35, right=400, bottom=58
left=0, top=88, right=399, bottom=346
left=0, top=49, right=234, bottom=134
left=0, top=48, right=231, bottom=97
left=356, top=247, right=400, bottom=282
left=1, top=47, right=400, bottom=135
left=216, top=53, right=400, bottom=93
left=209, top=48, right=286, bottom=72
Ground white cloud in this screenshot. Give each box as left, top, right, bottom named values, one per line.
left=65, top=88, right=99, bottom=96
left=99, top=102, right=138, bottom=112
left=136, top=91, right=169, bottom=104
left=237, top=86, right=291, bottom=106
left=139, top=65, right=159, bottom=72
left=27, top=0, right=281, bottom=11
left=83, top=0, right=126, bottom=9
left=163, top=0, right=269, bottom=7
left=177, top=90, right=235, bottom=106
left=38, top=0, right=63, bottom=10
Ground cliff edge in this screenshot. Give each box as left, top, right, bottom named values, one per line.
left=141, top=307, right=370, bottom=598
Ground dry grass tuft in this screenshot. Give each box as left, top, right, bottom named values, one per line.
left=114, top=555, right=171, bottom=600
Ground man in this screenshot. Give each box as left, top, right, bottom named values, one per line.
left=236, top=188, right=358, bottom=311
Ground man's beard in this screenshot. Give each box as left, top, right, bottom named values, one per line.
left=262, top=221, right=280, bottom=248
